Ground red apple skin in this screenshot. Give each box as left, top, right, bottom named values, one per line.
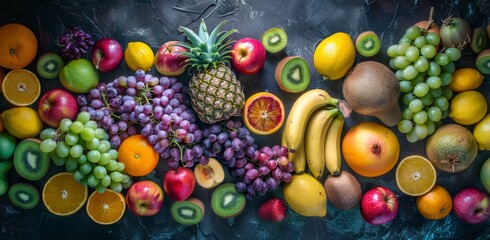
left=360, top=186, right=399, bottom=225
left=126, top=180, right=164, bottom=217
left=38, top=88, right=78, bottom=127
left=230, top=38, right=266, bottom=75
left=154, top=41, right=189, bottom=77
left=163, top=167, right=196, bottom=202
left=91, top=38, right=124, bottom=72
left=453, top=187, right=490, bottom=224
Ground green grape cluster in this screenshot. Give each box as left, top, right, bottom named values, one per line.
left=387, top=25, right=461, bottom=142
left=39, top=111, right=131, bottom=193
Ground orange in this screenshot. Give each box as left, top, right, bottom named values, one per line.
left=0, top=67, right=5, bottom=93
left=86, top=189, right=126, bottom=225
left=449, top=68, right=484, bottom=92
left=117, top=134, right=159, bottom=176
left=42, top=172, right=88, bottom=216
left=2, top=69, right=41, bottom=106
left=0, top=23, right=38, bottom=69
left=395, top=155, right=436, bottom=196
left=416, top=185, right=453, bottom=220
left=243, top=92, right=285, bottom=135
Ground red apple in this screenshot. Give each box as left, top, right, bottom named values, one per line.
left=125, top=180, right=164, bottom=216
left=230, top=38, right=266, bottom=75
left=453, top=187, right=490, bottom=224
left=360, top=186, right=399, bottom=225
left=163, top=167, right=196, bottom=201
left=91, top=38, right=124, bottom=72
left=38, top=88, right=78, bottom=127
left=154, top=41, right=189, bottom=76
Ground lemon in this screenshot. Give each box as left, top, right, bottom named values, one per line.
left=449, top=68, right=484, bottom=92
left=124, top=42, right=154, bottom=72
left=1, top=107, right=43, bottom=139
left=313, top=32, right=355, bottom=80
left=473, top=113, right=490, bottom=150
left=449, top=91, right=487, bottom=125
left=283, top=173, right=327, bottom=217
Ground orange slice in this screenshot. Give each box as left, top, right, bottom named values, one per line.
left=416, top=185, right=453, bottom=220
left=243, top=92, right=285, bottom=135
left=2, top=69, right=40, bottom=106
left=42, top=172, right=88, bottom=216
left=86, top=189, right=126, bottom=225
left=395, top=155, right=437, bottom=196
left=0, top=67, right=5, bottom=93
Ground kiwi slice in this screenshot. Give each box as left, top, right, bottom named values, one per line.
left=8, top=182, right=40, bottom=209
left=211, top=183, right=245, bottom=218
left=170, top=198, right=205, bottom=225
left=36, top=52, right=64, bottom=79
left=262, top=27, right=288, bottom=53
left=13, top=139, right=50, bottom=181
left=476, top=49, right=490, bottom=74
left=470, top=28, right=487, bottom=54
left=355, top=31, right=381, bottom=57
left=274, top=56, right=310, bottom=93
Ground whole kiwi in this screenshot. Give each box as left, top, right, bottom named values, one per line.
left=324, top=170, right=362, bottom=210
left=342, top=61, right=401, bottom=126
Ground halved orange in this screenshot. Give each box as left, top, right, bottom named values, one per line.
left=0, top=67, right=5, bottom=93
left=86, top=189, right=126, bottom=225
left=42, top=172, right=88, bottom=216
left=243, top=92, right=285, bottom=135
left=395, top=155, right=437, bottom=196
left=416, top=185, right=452, bottom=220
left=2, top=69, right=40, bottom=106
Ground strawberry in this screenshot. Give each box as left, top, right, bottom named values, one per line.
left=257, top=197, right=287, bottom=222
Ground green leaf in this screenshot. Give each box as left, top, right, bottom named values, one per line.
left=198, top=19, right=209, bottom=42
left=179, top=26, right=203, bottom=47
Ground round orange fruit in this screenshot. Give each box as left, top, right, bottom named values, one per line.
left=395, top=155, right=436, bottom=196
left=42, top=172, right=88, bottom=216
left=2, top=69, right=41, bottom=106
left=117, top=134, right=159, bottom=176
left=416, top=185, right=453, bottom=220
left=243, top=92, right=285, bottom=135
left=86, top=189, right=126, bottom=225
left=0, top=23, right=38, bottom=69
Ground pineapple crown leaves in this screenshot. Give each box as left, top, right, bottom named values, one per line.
left=174, top=19, right=238, bottom=72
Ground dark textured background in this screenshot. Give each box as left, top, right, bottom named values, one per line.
left=1, top=0, right=490, bottom=239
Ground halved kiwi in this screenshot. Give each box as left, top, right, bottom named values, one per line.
left=170, top=198, right=205, bottom=225
left=8, top=182, right=40, bottom=210
left=355, top=31, right=381, bottom=57
left=476, top=49, right=490, bottom=74
left=13, top=139, right=50, bottom=181
left=211, top=183, right=245, bottom=218
left=262, top=27, right=288, bottom=53
left=274, top=56, right=310, bottom=93
left=470, top=28, right=487, bottom=54
left=36, top=52, right=64, bottom=79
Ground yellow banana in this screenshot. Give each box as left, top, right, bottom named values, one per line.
left=283, top=89, right=339, bottom=152
left=325, top=113, right=344, bottom=176
left=282, top=131, right=307, bottom=174
left=305, top=108, right=339, bottom=178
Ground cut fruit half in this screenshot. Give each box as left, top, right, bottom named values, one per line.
left=2, top=69, right=41, bottom=106
left=476, top=49, right=490, bottom=74
left=86, top=189, right=126, bottom=225
left=274, top=56, right=310, bottom=93
left=355, top=31, right=381, bottom=57
left=36, top=52, right=64, bottom=79
left=395, top=155, right=436, bottom=196
left=243, top=92, right=285, bottom=135
left=470, top=28, right=487, bottom=54
left=262, top=27, right=287, bottom=53
left=42, top=172, right=88, bottom=216
left=194, top=158, right=225, bottom=189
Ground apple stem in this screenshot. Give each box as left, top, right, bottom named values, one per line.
left=95, top=56, right=101, bottom=70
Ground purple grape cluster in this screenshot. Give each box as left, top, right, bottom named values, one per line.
left=200, top=119, right=294, bottom=200
left=57, top=26, right=94, bottom=59
left=77, top=70, right=204, bottom=167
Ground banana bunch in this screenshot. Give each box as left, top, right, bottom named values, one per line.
left=282, top=89, right=345, bottom=178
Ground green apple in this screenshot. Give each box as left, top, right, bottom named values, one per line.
left=481, top=157, right=490, bottom=194
left=59, top=59, right=99, bottom=93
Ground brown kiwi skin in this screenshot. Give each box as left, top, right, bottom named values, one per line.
left=324, top=170, right=362, bottom=210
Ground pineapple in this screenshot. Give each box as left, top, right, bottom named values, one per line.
left=176, top=20, right=245, bottom=124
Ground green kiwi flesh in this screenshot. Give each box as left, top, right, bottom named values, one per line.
left=8, top=183, right=40, bottom=209
left=470, top=28, right=487, bottom=54
left=355, top=31, right=381, bottom=57
left=37, top=52, right=64, bottom=79
left=170, top=198, right=204, bottom=225
left=476, top=49, right=490, bottom=74
left=211, top=183, right=245, bottom=218
left=262, top=27, right=288, bottom=53
left=274, top=56, right=310, bottom=93
left=14, top=139, right=49, bottom=181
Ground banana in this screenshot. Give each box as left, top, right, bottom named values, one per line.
left=283, top=89, right=339, bottom=152
left=281, top=130, right=306, bottom=174
left=305, top=108, right=339, bottom=178
left=325, top=113, right=344, bottom=176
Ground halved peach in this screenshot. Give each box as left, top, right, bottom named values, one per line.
left=194, top=158, right=225, bottom=189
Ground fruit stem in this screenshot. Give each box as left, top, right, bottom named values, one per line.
left=425, top=7, right=434, bottom=32
left=337, top=100, right=352, bottom=118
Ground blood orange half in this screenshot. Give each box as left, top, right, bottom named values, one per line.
left=243, top=92, right=285, bottom=135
